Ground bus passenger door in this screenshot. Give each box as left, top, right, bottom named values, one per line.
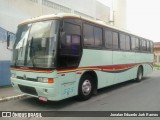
left=57, top=21, right=82, bottom=99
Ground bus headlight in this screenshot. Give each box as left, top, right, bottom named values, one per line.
left=37, top=77, right=54, bottom=83
left=37, top=77, right=48, bottom=83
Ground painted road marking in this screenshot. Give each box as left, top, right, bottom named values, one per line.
left=0, top=94, right=27, bottom=102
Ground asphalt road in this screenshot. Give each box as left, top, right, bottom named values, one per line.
left=1, top=70, right=160, bottom=120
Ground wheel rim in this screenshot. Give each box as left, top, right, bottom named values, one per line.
left=82, top=80, right=92, bottom=96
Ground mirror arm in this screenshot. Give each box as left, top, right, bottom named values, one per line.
left=7, top=34, right=10, bottom=49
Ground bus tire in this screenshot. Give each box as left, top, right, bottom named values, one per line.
left=77, top=74, right=94, bottom=101
left=136, top=67, right=143, bottom=82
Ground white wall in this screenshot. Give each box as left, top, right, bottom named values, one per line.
left=96, top=1, right=110, bottom=22
left=0, top=0, right=108, bottom=61
left=0, top=0, right=42, bottom=33
left=0, top=0, right=127, bottom=61
left=50, top=0, right=96, bottom=18
left=113, top=0, right=127, bottom=29
left=0, top=0, right=96, bottom=33
left=0, top=0, right=114, bottom=31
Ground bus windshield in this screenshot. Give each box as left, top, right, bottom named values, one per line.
left=12, top=20, right=59, bottom=68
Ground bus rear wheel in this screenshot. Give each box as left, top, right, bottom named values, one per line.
left=77, top=74, right=94, bottom=101
left=136, top=67, right=143, bottom=82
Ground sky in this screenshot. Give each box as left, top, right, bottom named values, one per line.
left=127, top=0, right=160, bottom=42
left=97, top=0, right=160, bottom=42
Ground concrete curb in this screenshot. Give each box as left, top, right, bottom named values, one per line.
left=0, top=94, right=28, bottom=102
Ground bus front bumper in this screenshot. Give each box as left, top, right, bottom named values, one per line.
left=11, top=77, right=61, bottom=101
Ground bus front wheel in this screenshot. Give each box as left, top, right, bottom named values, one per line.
left=77, top=74, right=94, bottom=100
left=136, top=67, right=143, bottom=82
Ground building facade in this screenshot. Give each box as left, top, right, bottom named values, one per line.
left=0, top=0, right=127, bottom=86
left=113, top=0, right=127, bottom=29
left=0, top=0, right=113, bottom=33
left=0, top=0, right=127, bottom=33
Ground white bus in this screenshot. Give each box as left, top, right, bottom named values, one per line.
left=10, top=13, right=154, bottom=101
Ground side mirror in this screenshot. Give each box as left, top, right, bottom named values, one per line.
left=7, top=34, right=10, bottom=49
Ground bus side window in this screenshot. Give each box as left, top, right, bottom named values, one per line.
left=126, top=35, right=131, bottom=50
left=94, top=27, right=102, bottom=47
left=120, top=33, right=126, bottom=50
left=71, top=35, right=81, bottom=55
left=131, top=36, right=136, bottom=51
left=150, top=41, right=153, bottom=53
left=65, top=35, right=72, bottom=48
left=64, top=22, right=81, bottom=35
left=61, top=34, right=81, bottom=54
left=142, top=39, right=147, bottom=52
left=104, top=29, right=112, bottom=49
left=58, top=22, right=81, bottom=68
left=147, top=41, right=150, bottom=52
left=135, top=37, right=139, bottom=51
left=144, top=40, right=147, bottom=52
left=112, top=32, right=119, bottom=49
left=83, top=24, right=94, bottom=47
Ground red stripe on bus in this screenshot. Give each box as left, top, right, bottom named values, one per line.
left=11, top=62, right=153, bottom=73
left=10, top=68, right=53, bottom=73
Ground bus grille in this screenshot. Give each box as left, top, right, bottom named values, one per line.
left=18, top=84, right=38, bottom=96
left=17, top=76, right=37, bottom=82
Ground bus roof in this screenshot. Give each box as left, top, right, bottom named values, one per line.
left=19, top=13, right=153, bottom=42
left=19, top=13, right=81, bottom=26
